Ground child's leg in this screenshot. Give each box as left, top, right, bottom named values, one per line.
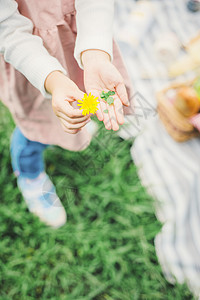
left=10, top=127, right=48, bottom=179
left=10, top=127, right=66, bottom=228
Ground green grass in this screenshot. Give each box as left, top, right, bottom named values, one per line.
left=0, top=102, right=194, bottom=300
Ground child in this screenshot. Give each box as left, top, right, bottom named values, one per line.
left=0, top=0, right=133, bottom=228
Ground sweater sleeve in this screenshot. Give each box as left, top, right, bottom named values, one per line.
left=0, top=0, right=67, bottom=99
left=74, top=0, right=114, bottom=69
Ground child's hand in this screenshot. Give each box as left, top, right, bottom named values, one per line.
left=45, top=71, right=90, bottom=134
left=82, top=50, right=129, bottom=131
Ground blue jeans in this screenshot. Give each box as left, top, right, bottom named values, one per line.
left=10, top=127, right=48, bottom=179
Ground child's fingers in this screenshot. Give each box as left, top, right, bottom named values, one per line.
left=59, top=118, right=88, bottom=134
left=58, top=111, right=90, bottom=124
left=53, top=99, right=83, bottom=119
left=96, top=102, right=104, bottom=121
left=113, top=97, right=124, bottom=125
left=116, top=82, right=129, bottom=107
left=63, top=100, right=84, bottom=118
left=59, top=117, right=90, bottom=131
left=100, top=101, right=112, bottom=130
left=107, top=103, right=119, bottom=131
left=60, top=122, right=80, bottom=134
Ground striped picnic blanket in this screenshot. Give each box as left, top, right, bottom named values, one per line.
left=115, top=0, right=200, bottom=297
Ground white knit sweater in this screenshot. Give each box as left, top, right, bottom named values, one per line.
left=0, top=0, right=114, bottom=98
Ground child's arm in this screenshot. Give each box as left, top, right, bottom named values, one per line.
left=0, top=0, right=66, bottom=99
left=0, top=0, right=90, bottom=134
left=74, top=0, right=130, bottom=131
left=74, top=0, right=114, bottom=68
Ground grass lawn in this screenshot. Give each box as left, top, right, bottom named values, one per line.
left=0, top=102, right=194, bottom=300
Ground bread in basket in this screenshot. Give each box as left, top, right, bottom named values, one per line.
left=157, top=80, right=200, bottom=142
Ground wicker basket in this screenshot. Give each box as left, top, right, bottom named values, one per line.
left=157, top=81, right=200, bottom=142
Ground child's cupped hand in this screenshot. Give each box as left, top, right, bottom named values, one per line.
left=45, top=71, right=90, bottom=134
left=82, top=49, right=129, bottom=131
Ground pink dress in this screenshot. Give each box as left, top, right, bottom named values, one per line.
left=0, top=0, right=134, bottom=151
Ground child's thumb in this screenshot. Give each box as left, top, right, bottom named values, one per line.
left=68, top=90, right=85, bottom=103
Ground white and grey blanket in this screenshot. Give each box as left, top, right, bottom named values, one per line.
left=115, top=0, right=200, bottom=296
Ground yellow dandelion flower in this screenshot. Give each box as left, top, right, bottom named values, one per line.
left=77, top=93, right=99, bottom=116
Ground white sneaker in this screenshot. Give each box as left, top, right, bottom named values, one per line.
left=17, top=172, right=67, bottom=228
